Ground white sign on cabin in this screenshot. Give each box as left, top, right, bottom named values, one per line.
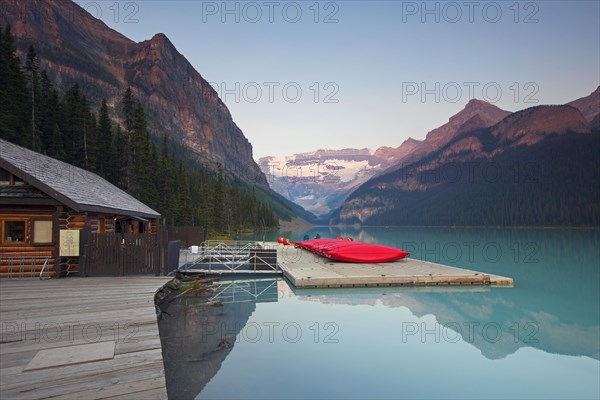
left=59, top=230, right=80, bottom=257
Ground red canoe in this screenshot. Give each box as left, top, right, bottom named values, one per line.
left=295, top=238, right=410, bottom=263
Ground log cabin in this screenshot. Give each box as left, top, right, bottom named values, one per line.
left=0, top=138, right=160, bottom=278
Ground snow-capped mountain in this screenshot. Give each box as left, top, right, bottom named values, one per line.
left=258, top=147, right=405, bottom=217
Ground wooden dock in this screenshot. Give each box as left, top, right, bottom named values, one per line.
left=0, top=277, right=171, bottom=399
left=276, top=245, right=513, bottom=288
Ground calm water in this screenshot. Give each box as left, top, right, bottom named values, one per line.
left=160, top=227, right=600, bottom=399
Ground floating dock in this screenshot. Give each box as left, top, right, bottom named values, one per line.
left=177, top=241, right=513, bottom=288
left=276, top=244, right=513, bottom=288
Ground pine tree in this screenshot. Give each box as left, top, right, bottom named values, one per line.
left=0, top=46, right=280, bottom=231
left=199, top=181, right=213, bottom=230
left=212, top=166, right=225, bottom=232
left=158, top=134, right=174, bottom=223
left=177, top=163, right=193, bottom=225
left=121, top=87, right=135, bottom=133
left=120, top=87, right=136, bottom=191
left=131, top=101, right=150, bottom=200
left=0, top=25, right=28, bottom=144
left=24, top=45, right=41, bottom=151
left=110, top=125, right=126, bottom=188
left=48, top=123, right=66, bottom=160
left=0, top=23, right=8, bottom=139
left=83, top=105, right=98, bottom=172
left=147, top=142, right=160, bottom=209
left=60, top=84, right=83, bottom=165
left=38, top=70, right=61, bottom=154
left=96, top=99, right=113, bottom=177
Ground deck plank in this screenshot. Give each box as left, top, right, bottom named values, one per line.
left=0, top=277, right=170, bottom=399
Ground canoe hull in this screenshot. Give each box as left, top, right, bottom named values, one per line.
left=295, top=239, right=409, bottom=263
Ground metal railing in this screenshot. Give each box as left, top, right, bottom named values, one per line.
left=39, top=256, right=51, bottom=280
left=208, top=278, right=280, bottom=304
left=179, top=240, right=280, bottom=274
left=1, top=255, right=51, bottom=280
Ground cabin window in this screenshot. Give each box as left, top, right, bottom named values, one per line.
left=33, top=220, right=53, bottom=244
left=2, top=220, right=26, bottom=243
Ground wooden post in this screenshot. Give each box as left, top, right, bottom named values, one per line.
left=155, top=228, right=160, bottom=276
left=80, top=225, right=91, bottom=277
left=157, top=226, right=165, bottom=276
left=119, top=240, right=125, bottom=276
left=52, top=207, right=61, bottom=278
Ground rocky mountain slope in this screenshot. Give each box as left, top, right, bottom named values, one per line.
left=568, top=86, right=600, bottom=122
left=388, top=99, right=511, bottom=169
left=261, top=100, right=511, bottom=218
left=259, top=148, right=394, bottom=217
left=332, top=99, right=599, bottom=226
left=0, top=0, right=267, bottom=186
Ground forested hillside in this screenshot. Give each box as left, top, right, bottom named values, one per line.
left=0, top=25, right=278, bottom=232
left=333, top=114, right=600, bottom=227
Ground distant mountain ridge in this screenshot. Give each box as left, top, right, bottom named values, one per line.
left=0, top=0, right=267, bottom=186
left=259, top=148, right=394, bottom=217
left=373, top=138, right=421, bottom=163
left=567, top=86, right=600, bottom=122
left=404, top=99, right=511, bottom=163
left=263, top=86, right=599, bottom=226
left=261, top=99, right=512, bottom=217
left=332, top=94, right=600, bottom=226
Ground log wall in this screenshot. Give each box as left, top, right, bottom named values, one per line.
left=0, top=206, right=56, bottom=278
left=1, top=205, right=160, bottom=278
left=55, top=207, right=88, bottom=276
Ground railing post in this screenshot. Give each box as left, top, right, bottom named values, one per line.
left=156, top=230, right=161, bottom=276
left=119, top=243, right=125, bottom=277
left=160, top=227, right=167, bottom=276
left=80, top=225, right=91, bottom=277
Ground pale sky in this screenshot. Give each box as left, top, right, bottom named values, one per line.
left=95, top=1, right=600, bottom=159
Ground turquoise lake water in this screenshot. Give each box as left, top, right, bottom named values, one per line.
left=160, top=227, right=600, bottom=399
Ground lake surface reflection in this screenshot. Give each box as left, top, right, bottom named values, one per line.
left=160, top=228, right=599, bottom=399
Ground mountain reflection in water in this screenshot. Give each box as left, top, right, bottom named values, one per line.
left=160, top=228, right=599, bottom=399
left=158, top=278, right=279, bottom=400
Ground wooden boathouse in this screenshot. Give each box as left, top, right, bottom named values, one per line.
left=0, top=138, right=163, bottom=278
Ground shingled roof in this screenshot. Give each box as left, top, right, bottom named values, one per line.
left=0, top=139, right=160, bottom=219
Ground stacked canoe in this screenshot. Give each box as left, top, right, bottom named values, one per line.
left=294, top=238, right=409, bottom=263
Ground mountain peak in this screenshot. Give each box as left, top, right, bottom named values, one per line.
left=567, top=86, right=600, bottom=122
left=460, top=99, right=510, bottom=115
left=150, top=32, right=171, bottom=44
left=398, top=98, right=511, bottom=164
left=447, top=99, right=510, bottom=127
left=465, top=98, right=492, bottom=107
left=146, top=33, right=178, bottom=54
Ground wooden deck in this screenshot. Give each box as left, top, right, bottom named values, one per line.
left=277, top=245, right=513, bottom=288
left=0, top=277, right=171, bottom=399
